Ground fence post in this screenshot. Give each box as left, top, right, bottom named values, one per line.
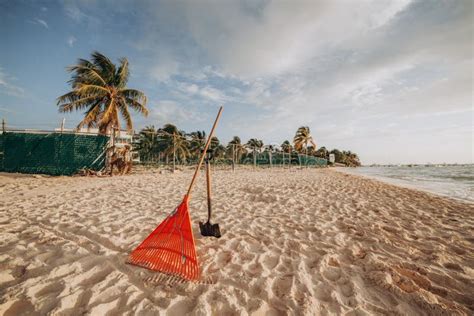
left=60, top=118, right=65, bottom=133
left=253, top=149, right=256, bottom=169
left=232, top=143, right=235, bottom=172
left=172, top=133, right=176, bottom=173
left=305, top=147, right=308, bottom=168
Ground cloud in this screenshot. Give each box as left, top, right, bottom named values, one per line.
left=150, top=101, right=205, bottom=125
left=149, top=59, right=179, bottom=82
left=34, top=18, right=48, bottom=29
left=64, top=3, right=87, bottom=22
left=54, top=0, right=472, bottom=163
left=0, top=67, right=25, bottom=97
left=181, top=0, right=414, bottom=79
left=0, top=106, right=20, bottom=115
left=67, top=36, right=76, bottom=47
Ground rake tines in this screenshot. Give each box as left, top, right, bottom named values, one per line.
left=128, top=196, right=200, bottom=281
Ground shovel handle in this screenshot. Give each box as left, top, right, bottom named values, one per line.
left=186, top=106, right=223, bottom=198
left=206, top=158, right=212, bottom=222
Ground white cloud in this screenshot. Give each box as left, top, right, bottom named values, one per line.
left=150, top=101, right=205, bottom=125
left=149, top=58, right=179, bottom=82
left=0, top=67, right=25, bottom=97
left=67, top=36, right=77, bottom=47
left=181, top=0, right=414, bottom=79
left=63, top=0, right=472, bottom=163
left=64, top=3, right=87, bottom=22
left=34, top=18, right=48, bottom=29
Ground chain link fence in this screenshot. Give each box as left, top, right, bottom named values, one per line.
left=0, top=131, right=109, bottom=176
left=137, top=151, right=327, bottom=168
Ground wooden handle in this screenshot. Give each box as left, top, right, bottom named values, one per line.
left=206, top=158, right=212, bottom=222
left=186, top=106, right=223, bottom=198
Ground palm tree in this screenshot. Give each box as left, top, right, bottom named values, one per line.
left=189, top=131, right=206, bottom=161
left=227, top=136, right=246, bottom=163
left=137, top=125, right=157, bottom=162
left=264, top=144, right=276, bottom=167
left=294, top=126, right=316, bottom=166
left=281, top=140, right=292, bottom=166
left=160, top=124, right=189, bottom=169
left=315, top=146, right=329, bottom=159
left=281, top=140, right=292, bottom=153
left=246, top=138, right=263, bottom=167
left=293, top=126, right=316, bottom=153
left=57, top=51, right=148, bottom=134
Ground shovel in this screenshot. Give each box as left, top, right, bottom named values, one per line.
left=199, top=156, right=221, bottom=238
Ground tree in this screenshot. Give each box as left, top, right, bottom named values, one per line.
left=315, top=146, right=329, bottom=159
left=293, top=126, right=316, bottom=154
left=246, top=138, right=263, bottom=167
left=227, top=136, right=246, bottom=163
left=330, top=149, right=343, bottom=163
left=57, top=51, right=148, bottom=134
left=281, top=140, right=292, bottom=153
left=189, top=131, right=206, bottom=161
left=137, top=125, right=157, bottom=161
left=160, top=124, right=189, bottom=168
left=209, top=136, right=226, bottom=159
left=246, top=138, right=264, bottom=152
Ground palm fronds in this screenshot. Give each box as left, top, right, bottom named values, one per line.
left=57, top=51, right=148, bottom=134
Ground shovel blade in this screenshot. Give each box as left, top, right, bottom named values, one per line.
left=199, top=221, right=221, bottom=238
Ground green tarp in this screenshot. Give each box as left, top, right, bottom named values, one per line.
left=0, top=132, right=109, bottom=176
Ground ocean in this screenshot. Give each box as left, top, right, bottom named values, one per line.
left=337, top=165, right=474, bottom=203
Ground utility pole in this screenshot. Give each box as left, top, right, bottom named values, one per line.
left=1, top=118, right=5, bottom=133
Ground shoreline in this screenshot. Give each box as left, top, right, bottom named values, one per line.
left=1, top=168, right=473, bottom=314
left=333, top=166, right=474, bottom=204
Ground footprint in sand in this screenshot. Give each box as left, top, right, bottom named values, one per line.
left=216, top=251, right=232, bottom=266
left=271, top=274, right=294, bottom=299
left=261, top=253, right=279, bottom=270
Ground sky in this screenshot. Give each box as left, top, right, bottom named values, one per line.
left=0, top=0, right=472, bottom=164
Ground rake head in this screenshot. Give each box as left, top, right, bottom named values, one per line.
left=128, top=196, right=200, bottom=281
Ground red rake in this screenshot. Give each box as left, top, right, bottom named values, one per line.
left=128, top=106, right=223, bottom=281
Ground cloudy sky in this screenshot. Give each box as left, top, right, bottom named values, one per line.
left=0, top=0, right=472, bottom=164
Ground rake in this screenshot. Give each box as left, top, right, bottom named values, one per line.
left=128, top=106, right=223, bottom=281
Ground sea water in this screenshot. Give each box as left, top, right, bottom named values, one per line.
left=337, top=165, right=474, bottom=203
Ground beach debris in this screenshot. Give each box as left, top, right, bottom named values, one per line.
left=199, top=154, right=221, bottom=238
left=128, top=106, right=223, bottom=281
left=109, top=145, right=132, bottom=175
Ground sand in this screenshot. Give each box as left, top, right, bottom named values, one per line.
left=0, top=168, right=473, bottom=315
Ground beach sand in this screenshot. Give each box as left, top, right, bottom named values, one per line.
left=0, top=168, right=473, bottom=315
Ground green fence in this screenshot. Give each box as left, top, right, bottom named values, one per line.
left=0, top=132, right=109, bottom=176
left=242, top=152, right=327, bottom=166
left=138, top=151, right=327, bottom=168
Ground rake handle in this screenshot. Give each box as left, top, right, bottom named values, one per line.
left=186, top=106, right=223, bottom=198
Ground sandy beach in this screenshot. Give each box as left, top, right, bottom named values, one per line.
left=0, top=168, right=473, bottom=315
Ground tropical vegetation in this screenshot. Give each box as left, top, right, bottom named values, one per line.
left=57, top=51, right=148, bottom=134
left=135, top=124, right=360, bottom=167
